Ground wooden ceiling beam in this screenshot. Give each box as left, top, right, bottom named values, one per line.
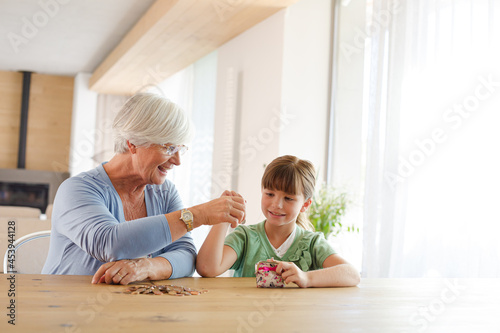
left=89, top=0, right=300, bottom=95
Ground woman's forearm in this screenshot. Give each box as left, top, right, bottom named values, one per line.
left=156, top=237, right=196, bottom=279
left=145, top=257, right=173, bottom=280
left=165, top=194, right=246, bottom=243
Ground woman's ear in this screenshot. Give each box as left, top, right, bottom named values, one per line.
left=127, top=140, right=137, bottom=154
left=300, top=198, right=312, bottom=212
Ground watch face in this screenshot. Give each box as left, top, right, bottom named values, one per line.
left=182, top=211, right=192, bottom=220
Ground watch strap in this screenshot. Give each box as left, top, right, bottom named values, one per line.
left=180, top=209, right=193, bottom=232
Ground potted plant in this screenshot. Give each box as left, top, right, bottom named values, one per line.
left=307, top=183, right=357, bottom=239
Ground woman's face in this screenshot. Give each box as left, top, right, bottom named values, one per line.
left=132, top=144, right=181, bottom=185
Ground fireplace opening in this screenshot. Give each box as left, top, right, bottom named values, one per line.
left=0, top=182, right=50, bottom=214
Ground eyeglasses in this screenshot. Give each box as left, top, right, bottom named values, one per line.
left=161, top=144, right=188, bottom=156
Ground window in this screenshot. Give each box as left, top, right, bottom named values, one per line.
left=334, top=0, right=500, bottom=277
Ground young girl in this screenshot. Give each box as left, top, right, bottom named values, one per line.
left=196, top=155, right=360, bottom=287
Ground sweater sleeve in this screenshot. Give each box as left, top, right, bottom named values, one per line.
left=155, top=235, right=196, bottom=278
left=53, top=177, right=174, bottom=263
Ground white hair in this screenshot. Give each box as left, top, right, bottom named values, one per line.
left=113, top=93, right=194, bottom=153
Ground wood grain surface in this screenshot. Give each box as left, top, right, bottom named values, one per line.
left=0, top=274, right=499, bottom=332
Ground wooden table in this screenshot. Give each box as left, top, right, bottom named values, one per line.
left=1, top=274, right=499, bottom=332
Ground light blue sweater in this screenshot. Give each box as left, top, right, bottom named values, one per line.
left=42, top=163, right=196, bottom=279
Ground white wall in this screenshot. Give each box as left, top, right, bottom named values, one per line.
left=213, top=11, right=286, bottom=224
left=213, top=0, right=333, bottom=225
left=281, top=0, right=332, bottom=183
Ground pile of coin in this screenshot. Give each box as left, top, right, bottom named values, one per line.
left=124, top=284, right=208, bottom=296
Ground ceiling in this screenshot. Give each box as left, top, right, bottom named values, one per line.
left=0, top=0, right=300, bottom=94
left=0, top=0, right=156, bottom=76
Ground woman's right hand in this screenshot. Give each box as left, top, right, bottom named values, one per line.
left=190, top=191, right=246, bottom=228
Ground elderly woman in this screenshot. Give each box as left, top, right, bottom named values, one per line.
left=42, top=93, right=246, bottom=285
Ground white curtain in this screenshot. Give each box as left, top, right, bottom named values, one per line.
left=157, top=52, right=217, bottom=253
left=156, top=53, right=217, bottom=209
left=94, top=94, right=130, bottom=164
left=361, top=0, right=500, bottom=277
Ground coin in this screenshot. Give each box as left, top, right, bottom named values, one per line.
left=124, top=284, right=208, bottom=296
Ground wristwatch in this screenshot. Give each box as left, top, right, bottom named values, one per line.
left=180, top=209, right=194, bottom=232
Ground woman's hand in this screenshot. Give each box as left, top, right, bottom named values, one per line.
left=91, top=258, right=153, bottom=285
left=220, top=190, right=246, bottom=224
left=276, top=261, right=310, bottom=288
left=191, top=191, right=246, bottom=228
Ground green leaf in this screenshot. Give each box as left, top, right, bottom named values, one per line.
left=307, top=183, right=357, bottom=238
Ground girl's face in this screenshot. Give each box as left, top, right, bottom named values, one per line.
left=261, top=188, right=311, bottom=227
left=132, top=144, right=181, bottom=185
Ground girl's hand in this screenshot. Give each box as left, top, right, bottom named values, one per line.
left=276, top=261, right=310, bottom=288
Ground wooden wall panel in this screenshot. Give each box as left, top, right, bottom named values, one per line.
left=25, top=74, right=74, bottom=172
left=0, top=71, right=23, bottom=169
left=89, top=0, right=300, bottom=94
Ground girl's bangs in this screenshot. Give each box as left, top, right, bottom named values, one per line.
left=262, top=164, right=303, bottom=195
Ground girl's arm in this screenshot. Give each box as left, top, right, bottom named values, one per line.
left=276, top=254, right=361, bottom=288
left=310, top=254, right=361, bottom=287
left=197, top=190, right=244, bottom=277
left=196, top=223, right=238, bottom=277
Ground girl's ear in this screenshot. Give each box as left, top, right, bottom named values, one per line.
left=127, top=140, right=137, bottom=154
left=300, top=198, right=312, bottom=212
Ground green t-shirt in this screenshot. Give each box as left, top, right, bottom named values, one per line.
left=224, top=221, right=336, bottom=277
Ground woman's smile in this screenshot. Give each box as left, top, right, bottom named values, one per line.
left=158, top=164, right=172, bottom=175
